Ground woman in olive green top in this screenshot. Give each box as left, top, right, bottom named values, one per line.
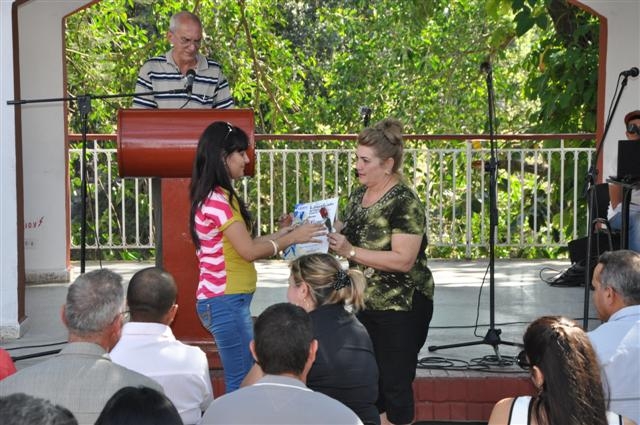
left=328, top=118, right=434, bottom=425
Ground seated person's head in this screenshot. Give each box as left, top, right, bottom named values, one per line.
left=592, top=250, right=640, bottom=321
left=288, top=253, right=366, bottom=311
left=64, top=269, right=125, bottom=349
left=624, top=110, right=640, bottom=140
left=520, top=316, right=608, bottom=424
left=127, top=267, right=178, bottom=324
left=0, top=393, right=77, bottom=425
left=94, top=386, right=181, bottom=425
left=251, top=303, right=316, bottom=378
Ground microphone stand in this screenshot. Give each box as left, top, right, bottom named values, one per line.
left=581, top=72, right=631, bottom=330
left=428, top=62, right=519, bottom=359
left=7, top=87, right=188, bottom=274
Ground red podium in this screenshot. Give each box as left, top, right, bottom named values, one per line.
left=117, top=109, right=255, bottom=360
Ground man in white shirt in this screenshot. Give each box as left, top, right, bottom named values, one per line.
left=200, top=303, right=362, bottom=425
left=110, top=267, right=213, bottom=425
left=589, top=250, right=640, bottom=423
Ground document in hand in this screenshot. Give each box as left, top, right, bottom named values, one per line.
left=281, top=197, right=339, bottom=260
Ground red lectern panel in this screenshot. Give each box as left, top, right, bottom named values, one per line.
left=117, top=109, right=255, bottom=359
left=117, top=108, right=255, bottom=177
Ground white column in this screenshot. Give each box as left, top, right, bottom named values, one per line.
left=1, top=0, right=92, bottom=339
left=1, top=1, right=19, bottom=338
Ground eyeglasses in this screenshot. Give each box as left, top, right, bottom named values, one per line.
left=119, top=310, right=131, bottom=324
left=627, top=123, right=640, bottom=136
left=516, top=350, right=531, bottom=370
left=171, top=32, right=202, bottom=47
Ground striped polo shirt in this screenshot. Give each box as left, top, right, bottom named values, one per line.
left=133, top=48, right=234, bottom=109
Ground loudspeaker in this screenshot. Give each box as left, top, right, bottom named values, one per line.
left=551, top=232, right=620, bottom=287
left=568, top=232, right=620, bottom=264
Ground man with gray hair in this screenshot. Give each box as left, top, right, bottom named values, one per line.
left=133, top=10, right=234, bottom=109
left=0, top=393, right=77, bottom=425
left=0, top=269, right=163, bottom=424
left=589, top=250, right=640, bottom=423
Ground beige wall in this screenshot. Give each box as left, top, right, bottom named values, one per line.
left=17, top=1, right=91, bottom=283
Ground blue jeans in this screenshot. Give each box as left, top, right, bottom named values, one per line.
left=609, top=210, right=640, bottom=253
left=196, top=293, right=254, bottom=392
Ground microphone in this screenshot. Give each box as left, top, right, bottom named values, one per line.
left=620, top=67, right=639, bottom=78
left=185, top=69, right=196, bottom=94
left=359, top=106, right=372, bottom=127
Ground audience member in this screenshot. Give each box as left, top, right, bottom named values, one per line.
left=0, top=269, right=163, bottom=424
left=94, top=386, right=182, bottom=425
left=133, top=11, right=234, bottom=109
left=200, top=303, right=362, bottom=425
left=608, top=110, right=640, bottom=252
left=189, top=122, right=324, bottom=392
left=488, top=316, right=633, bottom=425
left=0, top=348, right=16, bottom=380
left=243, top=253, right=379, bottom=424
left=589, top=250, right=640, bottom=423
left=110, top=267, right=213, bottom=425
left=0, top=393, right=77, bottom=425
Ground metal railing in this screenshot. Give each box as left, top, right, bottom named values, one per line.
left=69, top=133, right=595, bottom=259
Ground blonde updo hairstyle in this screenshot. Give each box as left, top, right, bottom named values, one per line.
left=289, top=253, right=366, bottom=312
left=357, top=118, right=404, bottom=175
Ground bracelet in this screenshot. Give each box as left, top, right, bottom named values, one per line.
left=268, top=239, right=280, bottom=256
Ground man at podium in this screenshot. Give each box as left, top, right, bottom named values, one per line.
left=608, top=110, right=640, bottom=252
left=133, top=11, right=234, bottom=110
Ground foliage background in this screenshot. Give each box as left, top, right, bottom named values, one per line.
left=65, top=0, right=599, bottom=259
left=66, top=0, right=599, bottom=135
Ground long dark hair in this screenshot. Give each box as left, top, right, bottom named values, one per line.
left=525, top=316, right=609, bottom=425
left=189, top=121, right=252, bottom=249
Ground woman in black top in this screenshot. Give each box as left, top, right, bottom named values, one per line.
left=287, top=253, right=379, bottom=425
left=242, top=253, right=379, bottom=424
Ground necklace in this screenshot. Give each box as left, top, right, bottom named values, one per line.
left=362, top=175, right=395, bottom=207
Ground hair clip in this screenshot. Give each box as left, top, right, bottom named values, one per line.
left=332, top=269, right=351, bottom=291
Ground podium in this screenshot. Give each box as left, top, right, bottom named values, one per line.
left=117, top=109, right=255, bottom=363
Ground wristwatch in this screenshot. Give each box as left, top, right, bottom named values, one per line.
left=347, top=247, right=356, bottom=260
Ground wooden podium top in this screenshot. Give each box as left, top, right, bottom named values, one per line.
left=117, top=108, right=255, bottom=178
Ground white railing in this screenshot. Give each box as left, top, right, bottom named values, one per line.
left=69, top=134, right=595, bottom=258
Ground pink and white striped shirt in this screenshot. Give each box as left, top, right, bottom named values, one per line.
left=194, top=188, right=257, bottom=299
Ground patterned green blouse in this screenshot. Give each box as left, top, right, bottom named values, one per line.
left=341, top=183, right=434, bottom=311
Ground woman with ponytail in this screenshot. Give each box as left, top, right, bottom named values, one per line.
left=243, top=253, right=379, bottom=424
left=488, top=316, right=634, bottom=425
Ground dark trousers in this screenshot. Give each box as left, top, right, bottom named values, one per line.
left=358, top=291, right=434, bottom=424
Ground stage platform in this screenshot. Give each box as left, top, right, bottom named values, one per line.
left=2, top=258, right=600, bottom=423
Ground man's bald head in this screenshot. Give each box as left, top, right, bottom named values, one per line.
left=127, top=267, right=177, bottom=323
